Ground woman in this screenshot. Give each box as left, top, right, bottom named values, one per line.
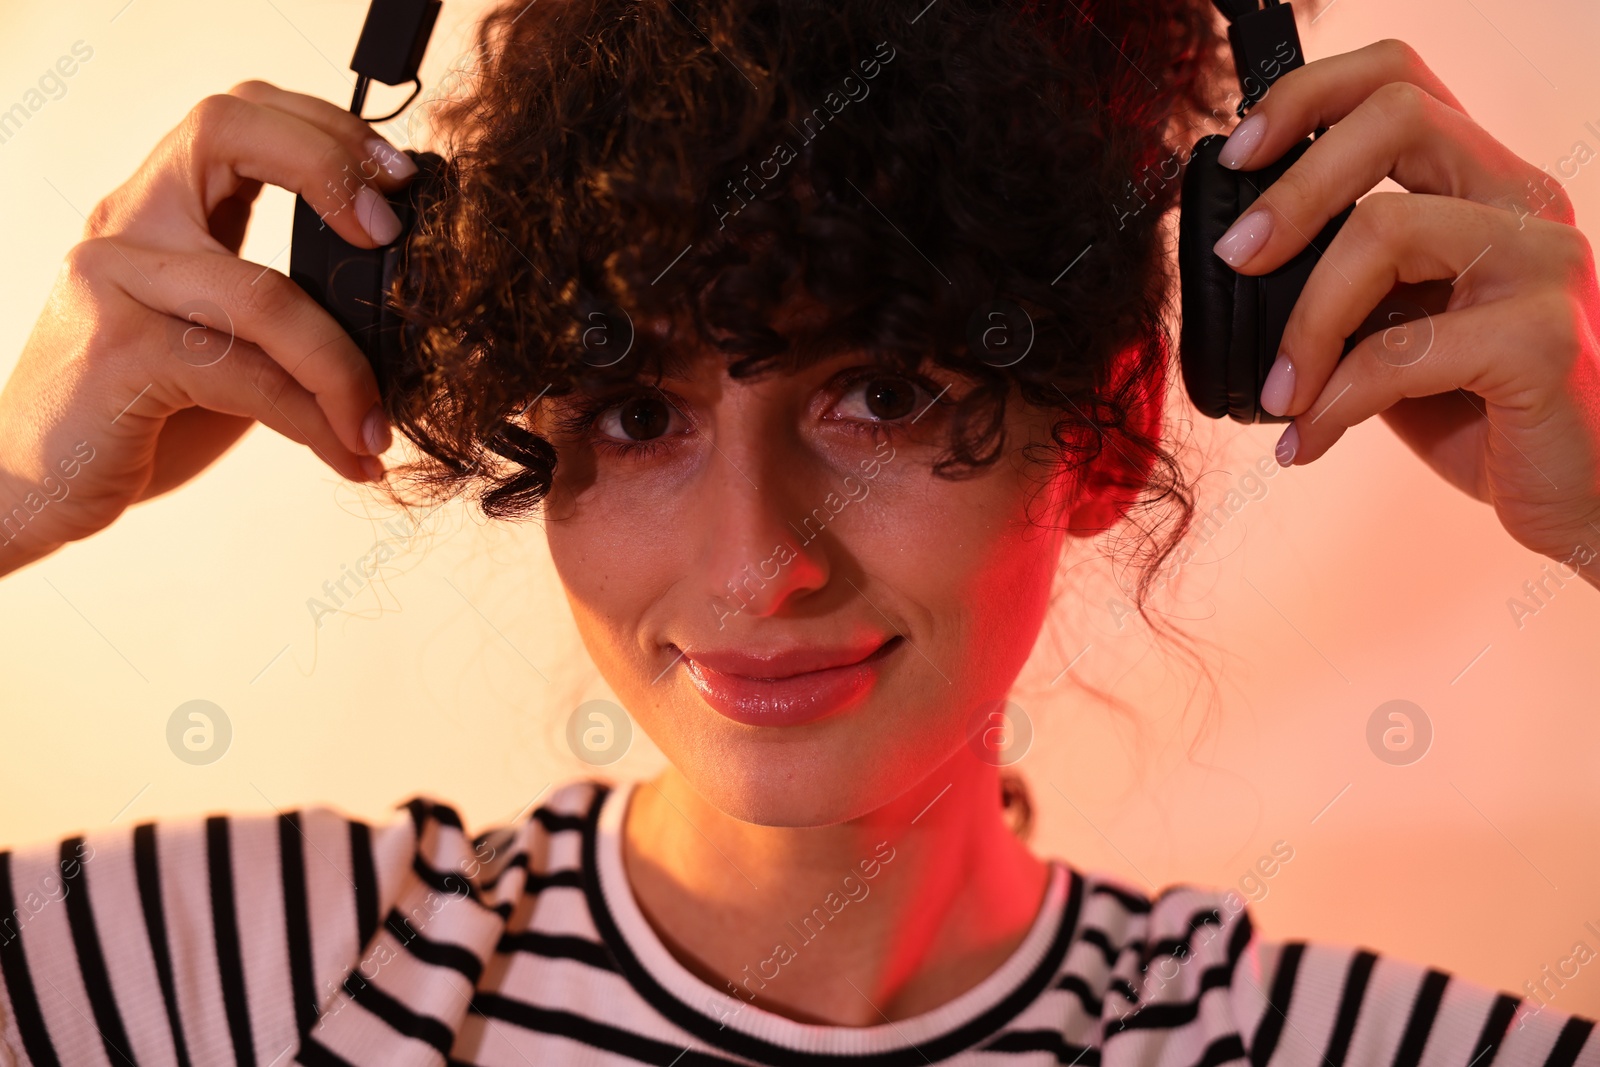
left=0, top=0, right=1595, bottom=1063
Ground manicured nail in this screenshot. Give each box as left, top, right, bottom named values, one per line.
left=365, top=136, right=417, bottom=181
left=1214, top=209, right=1273, bottom=268
left=361, top=402, right=392, bottom=455
left=1274, top=422, right=1299, bottom=467
left=1218, top=112, right=1267, bottom=169
left=360, top=455, right=387, bottom=483
left=1260, top=353, right=1295, bottom=417
left=355, top=184, right=403, bottom=244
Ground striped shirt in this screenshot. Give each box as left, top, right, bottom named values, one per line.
left=0, top=778, right=1594, bottom=1066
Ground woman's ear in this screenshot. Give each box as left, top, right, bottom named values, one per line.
left=1061, top=346, right=1163, bottom=539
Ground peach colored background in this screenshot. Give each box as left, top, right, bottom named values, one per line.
left=1, top=0, right=1596, bottom=1016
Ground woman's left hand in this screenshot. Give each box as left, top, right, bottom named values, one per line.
left=1209, top=38, right=1600, bottom=587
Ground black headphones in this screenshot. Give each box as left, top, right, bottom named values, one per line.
left=290, top=0, right=1356, bottom=425
left=288, top=0, right=444, bottom=397
left=1178, top=0, right=1361, bottom=423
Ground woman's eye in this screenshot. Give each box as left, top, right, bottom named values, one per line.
left=831, top=375, right=925, bottom=422
left=594, top=395, right=682, bottom=442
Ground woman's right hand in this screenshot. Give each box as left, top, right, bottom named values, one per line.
left=0, top=80, right=419, bottom=576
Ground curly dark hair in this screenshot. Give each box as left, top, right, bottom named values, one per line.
left=380, top=0, right=1234, bottom=613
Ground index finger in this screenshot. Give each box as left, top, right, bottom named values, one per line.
left=224, top=79, right=419, bottom=189
left=101, top=92, right=409, bottom=256
left=1210, top=79, right=1552, bottom=278
left=1217, top=38, right=1469, bottom=173
left=1206, top=39, right=1569, bottom=279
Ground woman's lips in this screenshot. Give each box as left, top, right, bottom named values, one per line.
left=677, top=636, right=903, bottom=727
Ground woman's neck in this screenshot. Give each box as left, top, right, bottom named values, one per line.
left=620, top=755, right=1052, bottom=1027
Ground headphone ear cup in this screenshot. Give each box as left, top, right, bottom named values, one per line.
left=1233, top=137, right=1354, bottom=424
left=290, top=149, right=450, bottom=394
left=1178, top=134, right=1249, bottom=421
left=1180, top=133, right=1355, bottom=423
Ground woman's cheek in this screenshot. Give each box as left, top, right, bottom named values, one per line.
left=865, top=465, right=1058, bottom=666
left=545, top=500, right=685, bottom=677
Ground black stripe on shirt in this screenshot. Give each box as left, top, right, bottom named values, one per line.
left=477, top=850, right=532, bottom=894
left=60, top=835, right=136, bottom=1065
left=384, top=907, right=486, bottom=984
left=979, top=1027, right=1103, bottom=1065
left=496, top=929, right=618, bottom=972
left=1107, top=909, right=1253, bottom=1036
left=0, top=849, right=62, bottom=1067
left=480, top=856, right=585, bottom=896
left=1184, top=1033, right=1248, bottom=1067
left=1391, top=968, right=1450, bottom=1067
left=1248, top=940, right=1305, bottom=1067
left=412, top=853, right=485, bottom=906
left=1468, top=992, right=1519, bottom=1067
left=279, top=811, right=319, bottom=1038
left=454, top=811, right=586, bottom=897
left=403, top=800, right=488, bottom=906
left=1080, top=927, right=1127, bottom=969
left=1322, top=949, right=1378, bottom=1067
left=531, top=807, right=588, bottom=835
left=526, top=866, right=586, bottom=894
left=343, top=970, right=455, bottom=1055
left=296, top=1033, right=364, bottom=1067
left=408, top=798, right=466, bottom=834
left=207, top=815, right=258, bottom=1067
left=1056, top=972, right=1105, bottom=1017
left=349, top=819, right=379, bottom=951
left=1142, top=907, right=1224, bottom=974
left=134, top=822, right=193, bottom=1067
left=470, top=991, right=754, bottom=1066
left=1108, top=964, right=1226, bottom=1033
left=1092, top=883, right=1153, bottom=915
left=1544, top=1015, right=1597, bottom=1067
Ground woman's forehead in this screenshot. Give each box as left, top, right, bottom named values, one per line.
left=565, top=306, right=928, bottom=393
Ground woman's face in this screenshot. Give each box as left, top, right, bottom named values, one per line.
left=539, top=341, right=1091, bottom=827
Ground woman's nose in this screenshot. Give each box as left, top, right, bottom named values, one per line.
left=695, top=445, right=832, bottom=628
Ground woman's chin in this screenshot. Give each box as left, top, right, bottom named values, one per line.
left=657, top=722, right=968, bottom=829
left=621, top=670, right=991, bottom=827
left=671, top=749, right=910, bottom=828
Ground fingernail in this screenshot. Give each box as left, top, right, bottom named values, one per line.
left=360, top=455, right=388, bottom=483
left=1274, top=422, right=1299, bottom=467
left=365, top=136, right=417, bottom=181
left=355, top=184, right=403, bottom=244
left=1260, top=353, right=1295, bottom=417
left=361, top=402, right=392, bottom=455
left=1218, top=112, right=1267, bottom=169
left=1214, top=209, right=1273, bottom=268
